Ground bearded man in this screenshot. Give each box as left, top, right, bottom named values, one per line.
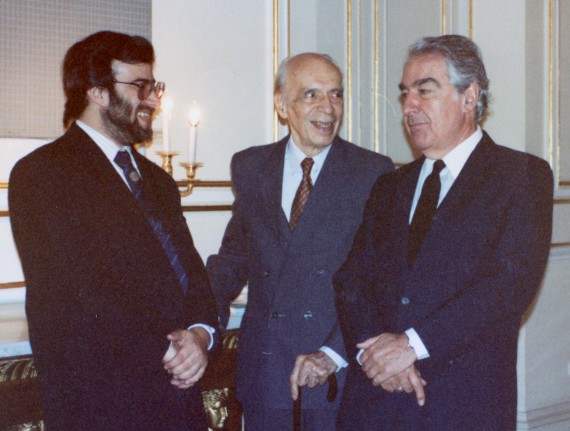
left=9, top=31, right=218, bottom=431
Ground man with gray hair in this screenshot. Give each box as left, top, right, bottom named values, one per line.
left=207, top=52, right=393, bottom=430
left=334, top=34, right=553, bottom=430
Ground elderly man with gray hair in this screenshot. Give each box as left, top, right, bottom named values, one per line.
left=207, top=52, right=393, bottom=430
left=334, top=34, right=553, bottom=430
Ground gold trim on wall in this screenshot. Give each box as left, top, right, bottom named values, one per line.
left=549, top=0, right=555, bottom=171
left=469, top=0, right=473, bottom=39
left=0, top=281, right=25, bottom=289
left=442, top=0, right=447, bottom=35
left=346, top=0, right=353, bottom=141
left=273, top=0, right=280, bottom=142
left=373, top=0, right=379, bottom=153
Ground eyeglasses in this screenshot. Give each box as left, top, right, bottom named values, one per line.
left=112, top=80, right=165, bottom=100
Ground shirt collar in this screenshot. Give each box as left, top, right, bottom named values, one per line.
left=286, top=136, right=332, bottom=176
left=431, top=126, right=482, bottom=179
left=76, top=120, right=133, bottom=162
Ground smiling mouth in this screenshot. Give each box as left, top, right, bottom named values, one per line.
left=311, top=120, right=336, bottom=132
left=136, top=109, right=154, bottom=127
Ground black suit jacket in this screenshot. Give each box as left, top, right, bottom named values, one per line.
left=207, top=135, right=394, bottom=409
left=9, top=124, right=218, bottom=431
left=334, top=132, right=553, bottom=430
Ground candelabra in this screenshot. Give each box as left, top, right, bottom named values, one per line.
left=157, top=151, right=203, bottom=197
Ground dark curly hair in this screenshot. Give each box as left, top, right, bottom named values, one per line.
left=62, top=31, right=155, bottom=129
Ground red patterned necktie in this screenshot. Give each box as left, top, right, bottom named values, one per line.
left=290, top=157, right=314, bottom=230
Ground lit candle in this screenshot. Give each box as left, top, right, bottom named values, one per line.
left=161, top=91, right=173, bottom=152
left=188, top=101, right=201, bottom=164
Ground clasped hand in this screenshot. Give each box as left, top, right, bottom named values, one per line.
left=289, top=351, right=337, bottom=401
left=162, top=327, right=210, bottom=389
left=358, top=332, right=426, bottom=406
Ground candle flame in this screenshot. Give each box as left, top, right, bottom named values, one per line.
left=188, top=101, right=201, bottom=127
left=161, top=91, right=173, bottom=113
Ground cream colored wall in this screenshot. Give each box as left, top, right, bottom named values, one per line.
left=0, top=1, right=568, bottom=429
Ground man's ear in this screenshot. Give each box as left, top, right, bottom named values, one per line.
left=86, top=86, right=109, bottom=109
left=274, top=92, right=288, bottom=119
left=462, top=82, right=479, bottom=114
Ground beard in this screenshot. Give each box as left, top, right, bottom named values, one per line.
left=102, top=88, right=154, bottom=146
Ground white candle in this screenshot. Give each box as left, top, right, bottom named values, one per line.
left=161, top=91, right=173, bottom=152
left=188, top=101, right=201, bottom=164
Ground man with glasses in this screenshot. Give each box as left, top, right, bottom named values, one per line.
left=9, top=31, right=218, bottom=431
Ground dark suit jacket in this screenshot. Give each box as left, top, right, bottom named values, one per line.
left=334, top=132, right=553, bottom=430
left=9, top=124, right=218, bottom=431
left=206, top=135, right=394, bottom=409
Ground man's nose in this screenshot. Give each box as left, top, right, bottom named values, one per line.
left=402, top=93, right=419, bottom=115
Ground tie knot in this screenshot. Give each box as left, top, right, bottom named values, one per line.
left=432, top=159, right=445, bottom=175
left=114, top=150, right=132, bottom=170
left=114, top=151, right=141, bottom=184
left=301, top=158, right=314, bottom=175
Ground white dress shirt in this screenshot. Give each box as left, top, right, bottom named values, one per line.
left=406, top=126, right=482, bottom=359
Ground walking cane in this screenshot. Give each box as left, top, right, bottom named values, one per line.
left=293, top=374, right=338, bottom=431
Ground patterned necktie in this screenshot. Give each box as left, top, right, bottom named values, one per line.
left=290, top=157, right=314, bottom=230
left=408, top=159, right=446, bottom=267
left=114, top=150, right=188, bottom=293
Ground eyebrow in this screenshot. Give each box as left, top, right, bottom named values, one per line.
left=399, top=77, right=440, bottom=91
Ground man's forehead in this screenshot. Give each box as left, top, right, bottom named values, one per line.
left=112, top=60, right=153, bottom=78
left=287, top=61, right=342, bottom=88
left=400, top=54, right=448, bottom=87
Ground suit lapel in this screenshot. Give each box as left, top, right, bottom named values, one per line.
left=410, top=134, right=495, bottom=270
left=260, top=137, right=291, bottom=240
left=288, top=137, right=351, bottom=235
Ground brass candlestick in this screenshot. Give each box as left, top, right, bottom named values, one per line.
left=179, top=162, right=203, bottom=197
left=156, top=151, right=179, bottom=176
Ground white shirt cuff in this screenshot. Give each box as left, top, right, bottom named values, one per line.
left=188, top=324, right=216, bottom=350
left=356, top=348, right=364, bottom=365
left=319, top=346, right=348, bottom=371
left=405, top=328, right=430, bottom=360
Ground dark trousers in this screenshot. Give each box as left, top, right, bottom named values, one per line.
left=242, top=403, right=338, bottom=431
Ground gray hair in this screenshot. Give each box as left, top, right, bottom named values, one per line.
left=274, top=52, right=342, bottom=95
left=407, top=35, right=490, bottom=121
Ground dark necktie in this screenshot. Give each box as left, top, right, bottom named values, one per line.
left=114, top=150, right=188, bottom=293
left=408, top=159, right=446, bottom=267
left=290, top=157, right=314, bottom=230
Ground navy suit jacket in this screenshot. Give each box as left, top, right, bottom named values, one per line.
left=207, top=136, right=394, bottom=409
left=334, top=132, right=553, bottom=430
left=9, top=124, right=218, bottom=431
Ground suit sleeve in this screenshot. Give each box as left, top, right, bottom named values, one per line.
left=206, top=154, right=251, bottom=328
left=414, top=157, right=553, bottom=363
left=333, top=174, right=394, bottom=362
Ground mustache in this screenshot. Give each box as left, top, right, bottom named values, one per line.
left=405, top=115, right=426, bottom=127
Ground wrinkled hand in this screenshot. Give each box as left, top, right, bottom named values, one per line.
left=358, top=333, right=417, bottom=386
left=163, top=327, right=209, bottom=389
left=289, top=351, right=337, bottom=401
left=379, top=365, right=426, bottom=406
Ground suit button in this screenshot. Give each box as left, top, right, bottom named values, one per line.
left=270, top=311, right=284, bottom=318
left=303, top=311, right=313, bottom=319
left=401, top=297, right=410, bottom=305
left=316, top=269, right=325, bottom=276
left=263, top=270, right=271, bottom=277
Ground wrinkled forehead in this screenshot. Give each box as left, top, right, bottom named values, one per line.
left=401, top=53, right=449, bottom=86
left=111, top=60, right=154, bottom=80
left=286, top=56, right=342, bottom=89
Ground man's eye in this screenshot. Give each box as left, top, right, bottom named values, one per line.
left=419, top=88, right=432, bottom=95
left=331, top=91, right=343, bottom=99
left=305, top=91, right=315, bottom=99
